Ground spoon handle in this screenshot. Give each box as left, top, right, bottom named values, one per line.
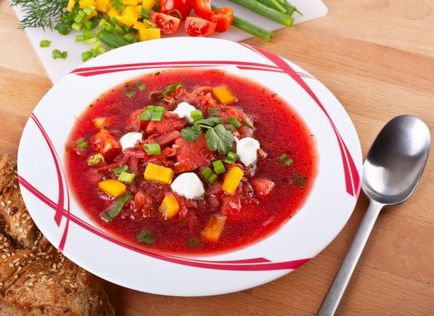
left=317, top=200, right=384, bottom=316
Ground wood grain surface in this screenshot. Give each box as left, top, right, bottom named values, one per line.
left=1, top=0, right=433, bottom=314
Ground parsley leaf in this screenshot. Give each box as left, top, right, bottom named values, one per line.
left=181, top=126, right=202, bottom=142
left=193, top=117, right=222, bottom=128
left=205, top=124, right=234, bottom=155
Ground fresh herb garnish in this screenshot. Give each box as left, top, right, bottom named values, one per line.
left=207, top=107, right=220, bottom=117
left=112, top=165, right=128, bottom=176
left=117, top=171, right=136, bottom=184
left=190, top=110, right=203, bottom=122
left=87, top=153, right=104, bottom=166
left=181, top=126, right=202, bottom=142
left=225, top=152, right=238, bottom=164
left=194, top=117, right=222, bottom=128
left=279, top=154, right=293, bottom=166
left=291, top=173, right=307, bottom=187
left=100, top=192, right=132, bottom=222
left=205, top=124, right=234, bottom=155
left=136, top=80, right=146, bottom=91
left=136, top=229, right=155, bottom=245
left=52, top=49, right=67, bottom=60
left=39, top=40, right=51, bottom=48
left=229, top=116, right=242, bottom=129
left=187, top=237, right=202, bottom=248
left=75, top=138, right=88, bottom=149
left=139, top=106, right=165, bottom=121
left=212, top=160, right=226, bottom=175
left=161, top=82, right=182, bottom=97
left=143, top=143, right=161, bottom=155
left=124, top=87, right=136, bottom=98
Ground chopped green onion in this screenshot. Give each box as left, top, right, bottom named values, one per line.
left=113, top=0, right=124, bottom=10
left=190, top=110, right=203, bottom=122
left=84, top=20, right=94, bottom=30
left=230, top=0, right=294, bottom=27
left=279, top=153, right=293, bottom=166
left=118, top=171, right=136, bottom=184
left=75, top=34, right=85, bottom=42
left=112, top=165, right=128, bottom=176
left=243, top=116, right=254, bottom=128
left=124, top=87, right=136, bottom=98
left=291, top=173, right=307, bottom=187
left=74, top=10, right=86, bottom=24
left=136, top=229, right=155, bottom=245
left=136, top=80, right=146, bottom=91
left=140, top=8, right=151, bottom=19
left=143, top=143, right=161, bottom=155
left=55, top=22, right=72, bottom=35
left=212, top=160, right=226, bottom=175
left=81, top=50, right=93, bottom=62
left=150, top=111, right=164, bottom=121
left=225, top=151, right=238, bottom=164
left=39, top=40, right=51, bottom=48
left=161, top=82, right=182, bottom=97
left=201, top=167, right=214, bottom=180
left=52, top=49, right=67, bottom=60
left=87, top=153, right=105, bottom=166
left=123, top=33, right=136, bottom=43
left=207, top=173, right=218, bottom=184
left=229, top=116, right=242, bottom=129
left=98, top=30, right=129, bottom=48
left=139, top=106, right=165, bottom=121
left=100, top=192, right=132, bottom=222
left=83, top=29, right=94, bottom=40
left=187, top=237, right=202, bottom=248
left=72, top=22, right=82, bottom=31
left=75, top=138, right=88, bottom=149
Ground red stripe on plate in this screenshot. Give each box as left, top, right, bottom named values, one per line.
left=18, top=175, right=310, bottom=271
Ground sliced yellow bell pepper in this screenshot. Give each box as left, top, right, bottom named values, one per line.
left=201, top=214, right=227, bottom=242
left=98, top=179, right=126, bottom=197
left=160, top=194, right=180, bottom=220
left=107, top=7, right=121, bottom=19
left=222, top=166, right=244, bottom=195
left=95, top=0, right=110, bottom=12
left=83, top=9, right=97, bottom=22
left=118, top=6, right=139, bottom=26
left=67, top=0, right=76, bottom=12
left=212, top=86, right=236, bottom=105
left=138, top=28, right=160, bottom=41
left=142, top=0, right=155, bottom=10
left=79, top=0, right=96, bottom=9
left=144, top=163, right=174, bottom=184
left=133, top=21, right=147, bottom=31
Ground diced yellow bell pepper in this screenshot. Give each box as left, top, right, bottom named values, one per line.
left=142, top=0, right=155, bottom=10
left=222, top=166, right=244, bottom=195
left=133, top=21, right=147, bottom=31
left=95, top=0, right=110, bottom=12
left=83, top=9, right=97, bottom=22
left=144, top=163, right=174, bottom=184
left=201, top=214, right=227, bottom=242
left=160, top=194, right=179, bottom=220
left=122, top=0, right=138, bottom=4
left=212, top=86, right=236, bottom=105
left=67, top=0, right=76, bottom=12
left=118, top=6, right=139, bottom=26
left=138, top=28, right=160, bottom=41
left=93, top=117, right=106, bottom=129
left=79, top=0, right=96, bottom=9
left=133, top=5, right=143, bottom=15
left=98, top=179, right=126, bottom=197
left=107, top=7, right=120, bottom=19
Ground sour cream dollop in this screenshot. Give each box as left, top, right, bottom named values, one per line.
left=119, top=132, right=142, bottom=150
left=236, top=137, right=260, bottom=166
left=170, top=172, right=205, bottom=199
left=171, top=102, right=197, bottom=123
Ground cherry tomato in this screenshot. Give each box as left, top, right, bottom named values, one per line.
left=150, top=11, right=181, bottom=35
left=90, top=130, right=121, bottom=158
left=159, top=0, right=192, bottom=20
left=185, top=16, right=216, bottom=37
left=210, top=7, right=234, bottom=32
left=190, top=0, right=213, bottom=19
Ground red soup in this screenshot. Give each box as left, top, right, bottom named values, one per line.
left=66, top=69, right=316, bottom=254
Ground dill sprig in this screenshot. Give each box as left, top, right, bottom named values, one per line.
left=11, top=0, right=68, bottom=30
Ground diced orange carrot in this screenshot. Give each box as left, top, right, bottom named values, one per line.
left=144, top=163, right=174, bottom=184
left=201, top=214, right=227, bottom=242
left=98, top=179, right=126, bottom=197
left=160, top=194, right=179, bottom=220
left=222, top=166, right=243, bottom=195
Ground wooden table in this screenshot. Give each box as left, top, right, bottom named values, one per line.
left=1, top=0, right=433, bottom=314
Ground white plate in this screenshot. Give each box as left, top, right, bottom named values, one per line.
left=18, top=37, right=362, bottom=296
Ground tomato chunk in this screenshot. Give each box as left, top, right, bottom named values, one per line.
left=146, top=112, right=186, bottom=135
left=175, top=135, right=212, bottom=172
left=150, top=12, right=181, bottom=35
left=185, top=17, right=216, bottom=37
left=90, top=130, right=121, bottom=158
left=252, top=178, right=275, bottom=197
left=210, top=7, right=234, bottom=32
left=191, top=0, right=213, bottom=19
left=159, top=0, right=192, bottom=20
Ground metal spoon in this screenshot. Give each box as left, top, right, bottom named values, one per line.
left=317, top=115, right=431, bottom=315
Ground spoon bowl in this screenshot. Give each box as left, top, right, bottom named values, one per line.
left=318, top=115, right=430, bottom=316
left=363, top=115, right=431, bottom=205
